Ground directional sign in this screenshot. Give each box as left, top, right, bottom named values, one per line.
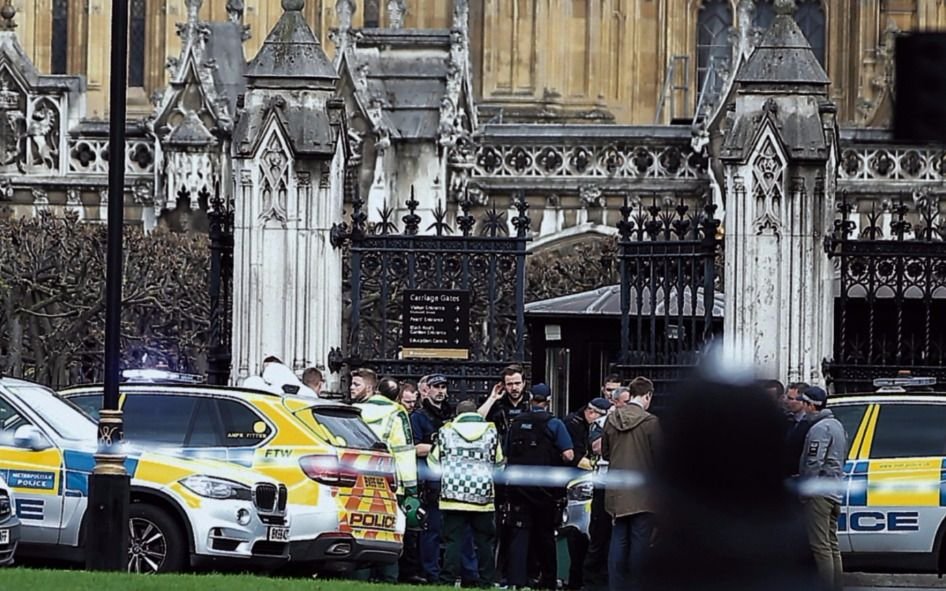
left=402, top=289, right=470, bottom=360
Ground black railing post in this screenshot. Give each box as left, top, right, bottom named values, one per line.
left=701, top=204, right=719, bottom=345
left=512, top=191, right=531, bottom=361
left=617, top=194, right=634, bottom=365
left=207, top=190, right=233, bottom=385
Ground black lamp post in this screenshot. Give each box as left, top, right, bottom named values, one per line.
left=86, top=0, right=131, bottom=571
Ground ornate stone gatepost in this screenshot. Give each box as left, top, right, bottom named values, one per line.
left=230, top=0, right=346, bottom=385
left=718, top=0, right=838, bottom=385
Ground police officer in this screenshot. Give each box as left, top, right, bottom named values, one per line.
left=411, top=373, right=454, bottom=583
left=429, top=399, right=505, bottom=587
left=478, top=364, right=531, bottom=439
left=505, top=383, right=574, bottom=590
left=563, top=397, right=612, bottom=589
left=583, top=386, right=627, bottom=591
left=799, top=386, right=847, bottom=591
left=350, top=368, right=418, bottom=582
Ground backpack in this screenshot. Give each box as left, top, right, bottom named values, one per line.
left=506, top=411, right=557, bottom=467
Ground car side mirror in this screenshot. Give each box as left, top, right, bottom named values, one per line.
left=13, top=425, right=51, bottom=451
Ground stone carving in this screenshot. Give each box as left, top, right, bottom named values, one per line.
left=579, top=185, right=603, bottom=208
left=473, top=142, right=705, bottom=180
left=387, top=0, right=406, bottom=29
left=31, top=188, right=48, bottom=212
left=332, top=0, right=356, bottom=58
left=856, top=20, right=898, bottom=127
left=24, top=98, right=59, bottom=172
left=65, top=188, right=84, bottom=219
left=0, top=69, right=25, bottom=170
left=439, top=0, right=471, bottom=152
left=839, top=147, right=946, bottom=183
left=167, top=151, right=215, bottom=211
left=133, top=179, right=154, bottom=205
left=258, top=135, right=290, bottom=224
left=751, top=136, right=784, bottom=235
left=226, top=0, right=244, bottom=23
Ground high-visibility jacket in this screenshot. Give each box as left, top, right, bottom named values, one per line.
left=356, top=394, right=418, bottom=494
left=429, top=412, right=505, bottom=512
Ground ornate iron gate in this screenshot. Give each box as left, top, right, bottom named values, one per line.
left=613, top=197, right=722, bottom=387
left=824, top=196, right=946, bottom=392
left=207, top=190, right=234, bottom=385
left=330, top=186, right=531, bottom=400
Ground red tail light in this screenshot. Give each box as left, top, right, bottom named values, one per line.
left=299, top=454, right=359, bottom=488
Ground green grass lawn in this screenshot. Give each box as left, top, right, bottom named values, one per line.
left=0, top=568, right=459, bottom=591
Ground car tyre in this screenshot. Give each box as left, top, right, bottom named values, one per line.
left=127, top=503, right=186, bottom=574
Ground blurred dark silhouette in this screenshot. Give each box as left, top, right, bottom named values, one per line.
left=644, top=376, right=826, bottom=591
left=895, top=33, right=946, bottom=143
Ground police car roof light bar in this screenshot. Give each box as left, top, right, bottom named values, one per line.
left=121, top=369, right=206, bottom=384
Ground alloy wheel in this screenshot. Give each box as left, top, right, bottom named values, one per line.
left=127, top=516, right=168, bottom=574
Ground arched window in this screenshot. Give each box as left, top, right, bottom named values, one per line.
left=128, top=0, right=147, bottom=88
left=754, top=0, right=826, bottom=66
left=51, top=0, right=69, bottom=74
left=364, top=0, right=380, bottom=27
left=697, top=0, right=733, bottom=93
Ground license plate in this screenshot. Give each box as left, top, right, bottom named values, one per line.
left=267, top=526, right=290, bottom=542
left=0, top=529, right=8, bottom=545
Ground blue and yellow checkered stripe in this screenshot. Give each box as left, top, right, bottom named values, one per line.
left=845, top=403, right=946, bottom=508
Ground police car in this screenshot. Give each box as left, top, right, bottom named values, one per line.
left=0, top=377, right=290, bottom=573
left=61, top=372, right=404, bottom=571
left=831, top=375, right=946, bottom=572
left=0, top=474, right=20, bottom=565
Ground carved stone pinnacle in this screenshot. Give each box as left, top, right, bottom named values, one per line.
left=0, top=0, right=16, bottom=31
left=774, top=0, right=796, bottom=16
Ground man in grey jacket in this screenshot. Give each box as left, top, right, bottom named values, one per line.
left=798, top=386, right=847, bottom=591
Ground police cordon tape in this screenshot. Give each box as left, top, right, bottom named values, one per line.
left=416, top=463, right=865, bottom=497
left=137, top=443, right=906, bottom=499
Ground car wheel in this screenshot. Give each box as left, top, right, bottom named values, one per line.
left=127, top=503, right=186, bottom=574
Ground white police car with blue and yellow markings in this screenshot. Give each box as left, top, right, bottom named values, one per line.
left=830, top=377, right=946, bottom=572
left=0, top=377, right=290, bottom=573
left=0, top=474, right=20, bottom=565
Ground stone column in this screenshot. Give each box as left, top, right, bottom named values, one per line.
left=231, top=0, right=344, bottom=385
left=718, top=0, right=837, bottom=385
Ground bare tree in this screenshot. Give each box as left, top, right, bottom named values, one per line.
left=0, top=212, right=210, bottom=387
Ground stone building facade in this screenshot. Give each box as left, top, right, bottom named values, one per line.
left=11, top=0, right=946, bottom=125
left=1, top=0, right=945, bottom=397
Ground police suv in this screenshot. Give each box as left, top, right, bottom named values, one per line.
left=0, top=474, right=19, bottom=565
left=832, top=376, right=946, bottom=572
left=0, top=377, right=290, bottom=573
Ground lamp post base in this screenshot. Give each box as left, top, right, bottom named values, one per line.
left=85, top=411, right=130, bottom=571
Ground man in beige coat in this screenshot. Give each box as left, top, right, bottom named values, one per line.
left=602, top=376, right=661, bottom=591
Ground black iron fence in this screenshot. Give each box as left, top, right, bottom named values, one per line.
left=613, top=197, right=722, bottom=388
left=330, top=185, right=531, bottom=400
left=824, top=195, right=946, bottom=392
left=207, top=190, right=234, bottom=386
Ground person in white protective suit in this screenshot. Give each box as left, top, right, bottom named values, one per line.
left=242, top=356, right=317, bottom=397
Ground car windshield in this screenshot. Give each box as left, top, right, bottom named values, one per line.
left=292, top=406, right=383, bottom=451
left=8, top=385, right=97, bottom=441
left=65, top=393, right=104, bottom=420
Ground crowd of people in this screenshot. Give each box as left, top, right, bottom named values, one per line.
left=246, top=358, right=849, bottom=591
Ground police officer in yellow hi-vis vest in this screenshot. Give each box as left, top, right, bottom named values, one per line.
left=350, top=367, right=419, bottom=582
left=429, top=399, right=505, bottom=587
